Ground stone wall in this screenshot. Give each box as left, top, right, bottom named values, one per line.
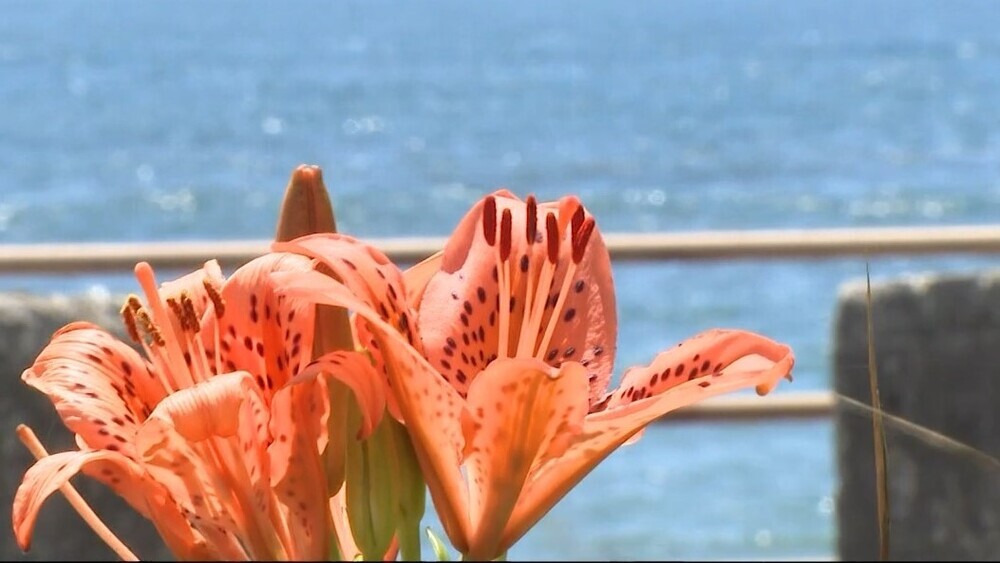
left=834, top=272, right=1000, bottom=561
left=0, top=292, right=172, bottom=561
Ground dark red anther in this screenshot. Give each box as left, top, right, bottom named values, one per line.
left=572, top=217, right=595, bottom=263
left=545, top=212, right=559, bottom=264
left=500, top=208, right=513, bottom=261
left=571, top=204, right=585, bottom=237
left=525, top=194, right=537, bottom=244
left=483, top=196, right=497, bottom=246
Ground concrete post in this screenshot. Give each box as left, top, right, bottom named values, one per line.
left=834, top=272, right=1000, bottom=561
left=0, top=292, right=172, bottom=561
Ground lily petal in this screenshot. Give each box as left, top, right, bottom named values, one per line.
left=23, top=322, right=163, bottom=457
left=501, top=329, right=794, bottom=551
left=12, top=450, right=148, bottom=552
left=212, top=252, right=317, bottom=402
left=136, top=372, right=274, bottom=560
left=461, top=358, right=588, bottom=560
left=403, top=250, right=444, bottom=308
left=272, top=266, right=473, bottom=552
left=287, top=351, right=387, bottom=440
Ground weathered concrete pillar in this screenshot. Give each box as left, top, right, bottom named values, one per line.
left=0, top=292, right=172, bottom=561
left=834, top=272, right=1000, bottom=561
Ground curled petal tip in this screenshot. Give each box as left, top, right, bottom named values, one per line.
left=275, top=164, right=338, bottom=241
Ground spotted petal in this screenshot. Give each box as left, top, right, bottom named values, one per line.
left=12, top=450, right=147, bottom=552
left=500, top=329, right=795, bottom=551
left=23, top=322, right=163, bottom=457
left=461, top=358, right=588, bottom=560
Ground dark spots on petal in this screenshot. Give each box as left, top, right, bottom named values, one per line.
left=650, top=373, right=659, bottom=386
left=563, top=308, right=576, bottom=322
left=243, top=336, right=253, bottom=351
left=488, top=311, right=496, bottom=326
left=477, top=325, right=485, bottom=342
left=121, top=362, right=133, bottom=376
left=477, top=286, right=487, bottom=304
left=463, top=301, right=473, bottom=315
left=456, top=370, right=467, bottom=384
left=111, top=417, right=125, bottom=426
left=451, top=292, right=460, bottom=301
left=701, top=359, right=711, bottom=373
left=546, top=349, right=559, bottom=362
left=593, top=346, right=604, bottom=356
left=443, top=346, right=454, bottom=357
left=574, top=279, right=586, bottom=293
left=563, top=346, right=576, bottom=358
left=441, top=359, right=452, bottom=370
left=675, top=363, right=685, bottom=377
left=519, top=254, right=530, bottom=272
left=462, top=333, right=470, bottom=346
left=460, top=313, right=469, bottom=327
left=698, top=381, right=711, bottom=388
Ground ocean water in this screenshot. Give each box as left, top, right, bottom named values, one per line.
left=2, top=0, right=999, bottom=559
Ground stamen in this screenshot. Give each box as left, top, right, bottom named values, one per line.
left=126, top=294, right=142, bottom=313
left=499, top=209, right=512, bottom=262
left=203, top=278, right=226, bottom=317
left=120, top=303, right=141, bottom=345
left=572, top=217, right=596, bottom=264
left=525, top=195, right=537, bottom=244
left=483, top=196, right=497, bottom=246
left=545, top=213, right=559, bottom=264
left=16, top=425, right=139, bottom=561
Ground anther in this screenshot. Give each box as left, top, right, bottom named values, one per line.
left=135, top=309, right=166, bottom=347
left=572, top=217, right=596, bottom=264
left=120, top=303, right=141, bottom=344
left=499, top=208, right=513, bottom=262
left=166, top=298, right=187, bottom=331
left=126, top=294, right=142, bottom=313
left=202, top=278, right=226, bottom=317
left=181, top=293, right=201, bottom=333
left=545, top=212, right=559, bottom=264
left=571, top=204, right=585, bottom=237
left=525, top=195, right=537, bottom=244
left=483, top=196, right=497, bottom=246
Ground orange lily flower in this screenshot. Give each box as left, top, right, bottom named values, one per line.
left=12, top=252, right=384, bottom=560
left=272, top=189, right=796, bottom=560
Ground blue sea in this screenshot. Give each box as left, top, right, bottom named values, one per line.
left=2, top=0, right=1000, bottom=559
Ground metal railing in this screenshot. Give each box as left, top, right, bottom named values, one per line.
left=4, top=224, right=1000, bottom=422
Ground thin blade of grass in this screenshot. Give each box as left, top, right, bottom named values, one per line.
left=836, top=394, right=1000, bottom=471
left=865, top=262, right=890, bottom=561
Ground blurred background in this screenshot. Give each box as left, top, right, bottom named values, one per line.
left=2, top=0, right=999, bottom=559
